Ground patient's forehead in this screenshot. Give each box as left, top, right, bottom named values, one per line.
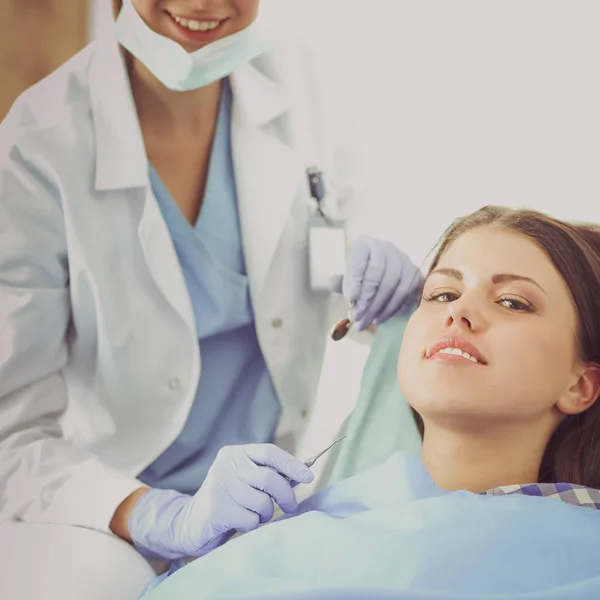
left=437, top=226, right=557, bottom=284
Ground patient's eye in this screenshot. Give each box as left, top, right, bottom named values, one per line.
left=422, top=290, right=459, bottom=303
left=497, top=296, right=535, bottom=312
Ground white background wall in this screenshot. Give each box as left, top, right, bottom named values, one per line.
left=259, top=0, right=600, bottom=266
left=90, top=0, right=600, bottom=469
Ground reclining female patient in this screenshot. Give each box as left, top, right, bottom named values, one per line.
left=144, top=205, right=600, bottom=599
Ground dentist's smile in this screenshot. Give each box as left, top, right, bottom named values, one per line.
left=166, top=10, right=228, bottom=43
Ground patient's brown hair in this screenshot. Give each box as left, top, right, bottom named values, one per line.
left=413, top=205, right=600, bottom=488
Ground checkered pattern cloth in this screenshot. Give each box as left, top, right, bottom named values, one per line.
left=484, top=482, right=600, bottom=510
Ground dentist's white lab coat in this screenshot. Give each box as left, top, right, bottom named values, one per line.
left=0, top=31, right=372, bottom=533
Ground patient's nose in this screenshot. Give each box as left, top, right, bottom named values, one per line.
left=446, top=313, right=472, bottom=330
left=444, top=298, right=482, bottom=331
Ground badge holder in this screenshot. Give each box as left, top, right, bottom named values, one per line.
left=306, top=167, right=347, bottom=291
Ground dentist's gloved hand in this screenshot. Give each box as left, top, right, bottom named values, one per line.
left=128, top=444, right=314, bottom=560
left=329, top=236, right=423, bottom=331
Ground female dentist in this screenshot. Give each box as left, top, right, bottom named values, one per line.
left=0, top=1, right=421, bottom=597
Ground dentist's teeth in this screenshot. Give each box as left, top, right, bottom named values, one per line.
left=172, top=15, right=221, bottom=31
left=436, top=347, right=479, bottom=363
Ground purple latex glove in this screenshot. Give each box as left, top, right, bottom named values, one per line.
left=329, top=236, right=423, bottom=331
left=128, top=444, right=314, bottom=560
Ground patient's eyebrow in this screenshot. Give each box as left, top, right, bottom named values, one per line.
left=428, top=268, right=548, bottom=296
left=492, top=273, right=548, bottom=296
left=429, top=268, right=463, bottom=280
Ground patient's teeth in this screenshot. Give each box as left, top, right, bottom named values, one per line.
left=435, top=347, right=479, bottom=363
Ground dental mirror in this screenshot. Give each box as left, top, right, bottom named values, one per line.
left=331, top=318, right=352, bottom=341
left=330, top=301, right=355, bottom=341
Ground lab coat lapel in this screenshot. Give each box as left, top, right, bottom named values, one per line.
left=89, top=36, right=195, bottom=331
left=230, top=60, right=304, bottom=301
left=137, top=186, right=195, bottom=330
left=89, top=35, right=148, bottom=191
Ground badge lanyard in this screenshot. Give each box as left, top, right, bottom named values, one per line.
left=306, top=167, right=347, bottom=291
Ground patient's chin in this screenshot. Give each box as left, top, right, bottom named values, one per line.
left=411, top=395, right=474, bottom=420
left=403, top=366, right=478, bottom=407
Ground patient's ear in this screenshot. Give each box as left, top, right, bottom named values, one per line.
left=557, top=363, right=600, bottom=415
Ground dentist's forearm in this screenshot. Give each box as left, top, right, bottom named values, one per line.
left=110, top=486, right=150, bottom=541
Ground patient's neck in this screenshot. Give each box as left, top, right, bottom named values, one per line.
left=421, top=422, right=549, bottom=493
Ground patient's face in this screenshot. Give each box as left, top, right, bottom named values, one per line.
left=398, top=226, right=580, bottom=428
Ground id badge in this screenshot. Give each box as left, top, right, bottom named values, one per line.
left=308, top=215, right=347, bottom=291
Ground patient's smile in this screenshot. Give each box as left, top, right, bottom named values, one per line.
left=432, top=347, right=480, bottom=363
left=426, top=335, right=486, bottom=364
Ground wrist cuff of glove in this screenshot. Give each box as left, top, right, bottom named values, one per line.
left=128, top=488, right=192, bottom=560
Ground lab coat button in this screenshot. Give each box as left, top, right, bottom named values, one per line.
left=301, top=408, right=308, bottom=418
left=271, top=318, right=283, bottom=329
left=168, top=378, right=181, bottom=391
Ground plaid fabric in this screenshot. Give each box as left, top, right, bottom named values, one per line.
left=484, top=482, right=600, bottom=510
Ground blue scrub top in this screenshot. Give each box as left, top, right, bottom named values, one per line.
left=138, top=79, right=281, bottom=495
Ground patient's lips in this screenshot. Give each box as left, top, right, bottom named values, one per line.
left=426, top=336, right=487, bottom=365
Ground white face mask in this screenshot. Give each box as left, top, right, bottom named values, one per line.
left=114, top=0, right=269, bottom=91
